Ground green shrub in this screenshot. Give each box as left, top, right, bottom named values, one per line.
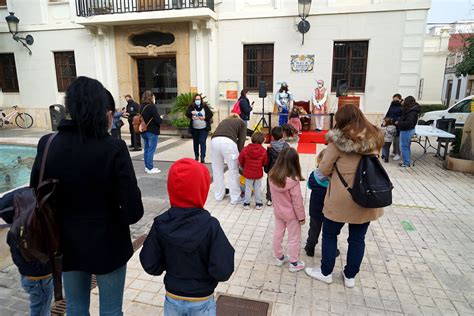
left=420, top=104, right=448, bottom=114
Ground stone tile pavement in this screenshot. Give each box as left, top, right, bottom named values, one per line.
left=1, top=129, right=473, bottom=315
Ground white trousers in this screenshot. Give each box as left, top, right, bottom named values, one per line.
left=314, top=115, right=324, bottom=130
left=211, top=137, right=241, bottom=203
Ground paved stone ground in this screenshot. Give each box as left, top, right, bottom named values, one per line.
left=1, top=128, right=473, bottom=315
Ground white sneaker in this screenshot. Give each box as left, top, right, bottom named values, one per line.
left=275, top=255, right=289, bottom=267
left=289, top=260, right=305, bottom=272
left=393, top=154, right=400, bottom=161
left=145, top=168, right=161, bottom=174
left=342, top=271, right=355, bottom=288
left=304, top=267, right=333, bottom=284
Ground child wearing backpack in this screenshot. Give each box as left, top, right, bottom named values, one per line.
left=0, top=188, right=53, bottom=316
left=304, top=149, right=340, bottom=258
left=264, top=127, right=290, bottom=206
left=381, top=118, right=397, bottom=163
left=140, top=158, right=235, bottom=314
left=238, top=132, right=268, bottom=210
left=269, top=147, right=306, bottom=272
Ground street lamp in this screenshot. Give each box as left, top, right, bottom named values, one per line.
left=5, top=12, right=34, bottom=55
left=297, top=0, right=312, bottom=45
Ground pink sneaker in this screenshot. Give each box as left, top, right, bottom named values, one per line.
left=288, top=260, right=305, bottom=272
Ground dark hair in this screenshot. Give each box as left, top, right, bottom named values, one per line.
left=271, top=126, right=283, bottom=141
left=141, top=90, right=155, bottom=105
left=281, top=124, right=297, bottom=138
left=65, top=76, right=114, bottom=139
left=392, top=93, right=402, bottom=100
left=402, top=96, right=417, bottom=110
left=241, top=89, right=248, bottom=97
left=279, top=84, right=288, bottom=93
left=334, top=104, right=384, bottom=150
left=383, top=118, right=394, bottom=126
left=269, top=147, right=303, bottom=188
left=192, top=94, right=204, bottom=106
left=124, top=94, right=132, bottom=99
left=251, top=132, right=265, bottom=144
left=289, top=107, right=299, bottom=118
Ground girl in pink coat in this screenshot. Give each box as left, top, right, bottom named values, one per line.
left=269, top=147, right=306, bottom=272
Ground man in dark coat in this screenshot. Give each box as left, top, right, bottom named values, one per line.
left=385, top=93, right=403, bottom=160
left=125, top=94, right=141, bottom=151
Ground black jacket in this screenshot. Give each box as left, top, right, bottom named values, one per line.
left=264, top=142, right=290, bottom=173
left=185, top=104, right=214, bottom=132
left=140, top=208, right=234, bottom=298
left=30, top=120, right=144, bottom=274
left=308, top=172, right=327, bottom=221
left=385, top=101, right=403, bottom=122
left=0, top=188, right=52, bottom=277
left=397, top=105, right=421, bottom=131
left=238, top=97, right=252, bottom=121
left=126, top=99, right=140, bottom=122
left=140, top=103, right=162, bottom=135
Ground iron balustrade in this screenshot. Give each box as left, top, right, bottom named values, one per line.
left=75, top=0, right=214, bottom=17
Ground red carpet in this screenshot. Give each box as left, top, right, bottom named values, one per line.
left=297, top=130, right=328, bottom=155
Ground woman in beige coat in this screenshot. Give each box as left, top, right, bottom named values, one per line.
left=305, top=104, right=384, bottom=288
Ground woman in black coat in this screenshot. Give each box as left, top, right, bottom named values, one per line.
left=238, top=89, right=253, bottom=127
left=185, top=94, right=213, bottom=163
left=30, top=77, right=144, bottom=315
left=396, top=95, right=421, bottom=167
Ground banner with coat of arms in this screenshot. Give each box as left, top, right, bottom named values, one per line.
left=290, top=54, right=315, bottom=72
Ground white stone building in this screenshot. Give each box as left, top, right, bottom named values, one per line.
left=0, top=0, right=431, bottom=129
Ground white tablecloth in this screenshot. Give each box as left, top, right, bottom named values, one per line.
left=415, top=125, right=455, bottom=139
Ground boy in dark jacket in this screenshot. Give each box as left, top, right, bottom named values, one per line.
left=385, top=93, right=403, bottom=160
left=304, top=150, right=340, bottom=258
left=238, top=132, right=268, bottom=210
left=140, top=158, right=234, bottom=315
left=0, top=188, right=53, bottom=316
left=264, top=127, right=290, bottom=206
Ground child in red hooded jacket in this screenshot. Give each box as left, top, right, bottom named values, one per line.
left=238, top=132, right=268, bottom=210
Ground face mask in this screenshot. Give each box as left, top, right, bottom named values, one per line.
left=195, top=100, right=201, bottom=106
left=318, top=84, right=323, bottom=88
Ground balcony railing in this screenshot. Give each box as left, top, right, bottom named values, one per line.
left=75, top=0, right=214, bottom=17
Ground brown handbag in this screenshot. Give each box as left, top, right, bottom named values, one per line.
left=10, top=133, right=64, bottom=301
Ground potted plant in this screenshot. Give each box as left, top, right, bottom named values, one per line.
left=170, top=92, right=193, bottom=138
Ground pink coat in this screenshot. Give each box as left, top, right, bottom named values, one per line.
left=269, top=177, right=305, bottom=221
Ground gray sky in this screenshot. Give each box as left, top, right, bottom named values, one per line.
left=427, top=0, right=473, bottom=24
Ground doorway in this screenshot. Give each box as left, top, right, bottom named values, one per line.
left=446, top=80, right=453, bottom=106
left=136, top=56, right=177, bottom=119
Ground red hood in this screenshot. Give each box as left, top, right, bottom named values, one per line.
left=246, top=143, right=265, bottom=155
left=168, top=158, right=210, bottom=208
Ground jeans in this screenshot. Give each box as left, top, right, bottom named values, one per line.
left=63, top=265, right=126, bottom=316
left=21, top=275, right=53, bottom=316
left=164, top=296, right=216, bottom=316
left=278, top=108, right=288, bottom=126
left=392, top=135, right=400, bottom=155
left=400, top=129, right=415, bottom=166
left=244, top=177, right=262, bottom=205
left=382, top=142, right=391, bottom=160
left=321, top=218, right=370, bottom=278
left=142, top=132, right=159, bottom=170
left=305, top=217, right=323, bottom=250
left=191, top=128, right=209, bottom=161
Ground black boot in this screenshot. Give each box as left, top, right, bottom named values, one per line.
left=304, top=245, right=315, bottom=257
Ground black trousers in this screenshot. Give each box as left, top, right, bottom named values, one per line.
left=129, top=121, right=141, bottom=149
left=266, top=177, right=271, bottom=201
left=305, top=217, right=323, bottom=249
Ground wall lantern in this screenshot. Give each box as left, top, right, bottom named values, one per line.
left=5, top=12, right=34, bottom=55
left=297, top=0, right=312, bottom=45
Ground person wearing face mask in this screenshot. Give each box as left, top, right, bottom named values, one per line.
left=311, top=79, right=328, bottom=132
left=275, top=82, right=294, bottom=126
left=186, top=94, right=213, bottom=163
left=29, top=77, right=144, bottom=315
left=238, top=89, right=254, bottom=128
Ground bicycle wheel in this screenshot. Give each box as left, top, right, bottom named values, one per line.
left=15, top=113, right=34, bottom=129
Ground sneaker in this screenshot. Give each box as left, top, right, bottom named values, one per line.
left=145, top=168, right=161, bottom=174
left=399, top=163, right=410, bottom=168
left=194, top=157, right=199, bottom=161
left=200, top=159, right=205, bottom=163
left=342, top=271, right=355, bottom=288
left=384, top=159, right=389, bottom=163
left=255, top=203, right=263, bottom=210
left=393, top=154, right=400, bottom=161
left=275, top=255, right=289, bottom=267
left=289, top=261, right=305, bottom=273
left=243, top=203, right=250, bottom=210
left=128, top=145, right=134, bottom=148
left=304, top=245, right=315, bottom=257
left=304, top=267, right=333, bottom=284
left=230, top=197, right=244, bottom=205
left=266, top=200, right=273, bottom=206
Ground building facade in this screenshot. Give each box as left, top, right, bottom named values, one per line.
left=0, top=0, right=430, bottom=129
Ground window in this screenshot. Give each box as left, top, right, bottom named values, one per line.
left=448, top=99, right=471, bottom=113
left=54, top=51, right=76, bottom=92
left=331, top=41, right=369, bottom=93
left=0, top=0, right=6, bottom=6
left=243, top=44, right=274, bottom=92
left=455, top=78, right=462, bottom=99
left=0, top=54, right=20, bottom=92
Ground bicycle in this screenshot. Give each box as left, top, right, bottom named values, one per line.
left=0, top=105, right=34, bottom=129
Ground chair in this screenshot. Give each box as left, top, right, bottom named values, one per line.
left=293, top=101, right=311, bottom=131
left=436, top=118, right=456, bottom=159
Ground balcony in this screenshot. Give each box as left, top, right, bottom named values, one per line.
left=74, top=0, right=216, bottom=25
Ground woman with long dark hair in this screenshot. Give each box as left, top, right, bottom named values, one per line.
left=30, top=76, right=144, bottom=315
left=140, top=90, right=163, bottom=174
left=185, top=94, right=213, bottom=163
left=238, top=89, right=253, bottom=127
left=396, top=96, right=420, bottom=167
left=305, top=104, right=384, bottom=287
